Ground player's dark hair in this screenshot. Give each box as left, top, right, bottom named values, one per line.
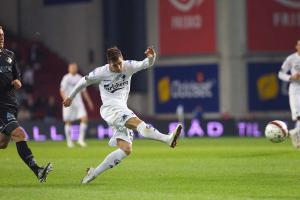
left=0, top=26, right=2, bottom=29
left=107, top=47, right=122, bottom=62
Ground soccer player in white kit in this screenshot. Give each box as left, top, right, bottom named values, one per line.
left=60, top=63, right=94, bottom=147
left=278, top=40, right=300, bottom=148
left=63, top=47, right=182, bottom=184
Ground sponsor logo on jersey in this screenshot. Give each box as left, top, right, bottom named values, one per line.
left=115, top=74, right=126, bottom=81
left=5, top=57, right=12, bottom=64
left=104, top=74, right=127, bottom=93
left=104, top=80, right=129, bottom=93
left=6, top=112, right=15, bottom=121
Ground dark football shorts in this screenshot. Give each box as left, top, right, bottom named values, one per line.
left=0, top=109, right=19, bottom=136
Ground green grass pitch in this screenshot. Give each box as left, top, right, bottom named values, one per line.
left=0, top=138, right=299, bottom=200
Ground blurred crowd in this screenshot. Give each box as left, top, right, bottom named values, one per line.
left=9, top=40, right=59, bottom=122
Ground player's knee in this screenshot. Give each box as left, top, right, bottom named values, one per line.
left=12, top=128, right=26, bottom=142
left=125, top=117, right=142, bottom=131
left=16, top=134, right=26, bottom=142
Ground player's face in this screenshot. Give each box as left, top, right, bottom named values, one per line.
left=68, top=63, right=78, bottom=75
left=109, top=57, right=123, bottom=73
left=0, top=29, right=4, bottom=49
left=296, top=41, right=300, bottom=53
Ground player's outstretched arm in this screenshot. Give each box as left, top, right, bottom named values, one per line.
left=63, top=77, right=90, bottom=107
left=63, top=68, right=102, bottom=107
left=127, top=47, right=157, bottom=74
left=144, top=47, right=156, bottom=67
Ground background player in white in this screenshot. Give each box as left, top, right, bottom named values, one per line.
left=278, top=40, right=300, bottom=148
left=60, top=63, right=94, bottom=147
left=63, top=47, right=182, bottom=183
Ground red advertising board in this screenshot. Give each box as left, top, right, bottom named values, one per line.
left=159, top=0, right=216, bottom=56
left=248, top=0, right=300, bottom=52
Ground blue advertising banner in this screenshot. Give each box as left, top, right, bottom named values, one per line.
left=248, top=62, right=289, bottom=111
left=154, top=64, right=219, bottom=114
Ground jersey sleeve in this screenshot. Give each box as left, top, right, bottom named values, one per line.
left=69, top=67, right=103, bottom=99
left=12, top=57, right=21, bottom=80
left=78, top=74, right=86, bottom=92
left=84, top=67, right=103, bottom=84
left=126, top=54, right=156, bottom=74
left=278, top=57, right=292, bottom=82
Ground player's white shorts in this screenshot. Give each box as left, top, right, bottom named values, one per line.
left=100, top=105, right=137, bottom=146
left=63, top=103, right=87, bottom=122
left=289, top=87, right=300, bottom=121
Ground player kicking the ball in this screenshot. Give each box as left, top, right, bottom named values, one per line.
left=63, top=46, right=182, bottom=184
left=278, top=40, right=300, bottom=148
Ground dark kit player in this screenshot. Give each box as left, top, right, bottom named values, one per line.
left=0, top=26, right=52, bottom=182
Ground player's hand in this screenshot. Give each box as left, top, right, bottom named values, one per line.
left=290, top=73, right=300, bottom=81
left=144, top=47, right=156, bottom=58
left=11, top=79, right=22, bottom=89
left=63, top=97, right=73, bottom=107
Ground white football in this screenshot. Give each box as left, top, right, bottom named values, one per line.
left=265, top=120, right=288, bottom=143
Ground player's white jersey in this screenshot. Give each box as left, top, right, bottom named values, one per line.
left=279, top=52, right=300, bottom=120
left=278, top=52, right=300, bottom=92
left=69, top=56, right=155, bottom=107
left=60, top=73, right=84, bottom=105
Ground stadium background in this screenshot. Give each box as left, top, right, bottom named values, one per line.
left=0, top=0, right=297, bottom=140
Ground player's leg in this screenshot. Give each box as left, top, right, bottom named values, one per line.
left=81, top=139, right=130, bottom=184
left=125, top=117, right=182, bottom=147
left=63, top=106, right=75, bottom=147
left=0, top=111, right=12, bottom=149
left=288, top=93, right=300, bottom=148
left=94, top=139, right=130, bottom=175
left=289, top=118, right=300, bottom=148
left=78, top=115, right=88, bottom=147
left=11, top=127, right=53, bottom=182
left=64, top=121, right=74, bottom=148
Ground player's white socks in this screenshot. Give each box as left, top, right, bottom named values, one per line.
left=78, top=122, right=87, bottom=143
left=137, top=121, right=170, bottom=143
left=94, top=148, right=127, bottom=176
left=64, top=124, right=73, bottom=147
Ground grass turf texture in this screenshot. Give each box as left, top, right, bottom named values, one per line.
left=0, top=138, right=299, bottom=200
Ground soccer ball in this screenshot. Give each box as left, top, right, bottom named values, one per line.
left=265, top=120, right=288, bottom=143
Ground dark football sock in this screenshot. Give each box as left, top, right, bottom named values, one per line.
left=16, top=141, right=40, bottom=176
